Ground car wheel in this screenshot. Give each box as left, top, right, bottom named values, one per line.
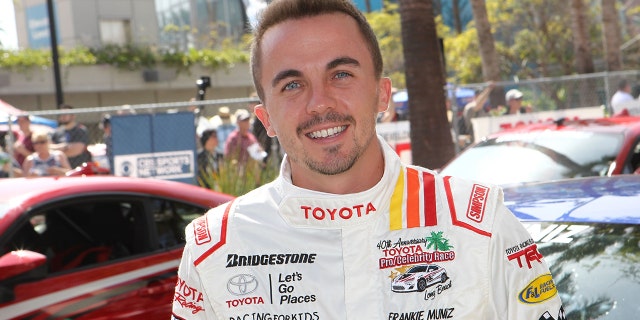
left=441, top=273, right=448, bottom=283
left=417, top=279, right=427, bottom=292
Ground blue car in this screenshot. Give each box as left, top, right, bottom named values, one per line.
left=503, top=175, right=640, bottom=320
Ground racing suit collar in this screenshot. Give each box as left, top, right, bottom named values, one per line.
left=276, top=135, right=401, bottom=229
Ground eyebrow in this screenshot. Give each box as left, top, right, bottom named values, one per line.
left=270, top=56, right=361, bottom=89
left=327, top=56, right=360, bottom=70
left=271, top=69, right=302, bottom=89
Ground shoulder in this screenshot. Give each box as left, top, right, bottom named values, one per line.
left=436, top=171, right=503, bottom=236
left=183, top=200, right=235, bottom=266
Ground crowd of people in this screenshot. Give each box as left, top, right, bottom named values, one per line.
left=193, top=97, right=274, bottom=190
left=0, top=98, right=275, bottom=192
left=1, top=105, right=92, bottom=178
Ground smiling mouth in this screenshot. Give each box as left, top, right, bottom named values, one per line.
left=307, top=125, right=347, bottom=139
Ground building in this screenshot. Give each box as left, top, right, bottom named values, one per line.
left=1, top=0, right=254, bottom=117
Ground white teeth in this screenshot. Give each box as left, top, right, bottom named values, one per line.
left=309, top=126, right=346, bottom=138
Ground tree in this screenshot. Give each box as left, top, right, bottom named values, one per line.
left=570, top=0, right=595, bottom=74
left=469, top=0, right=502, bottom=106
left=570, top=0, right=596, bottom=110
left=601, top=0, right=623, bottom=71
left=398, top=0, right=455, bottom=168
left=365, top=3, right=406, bottom=88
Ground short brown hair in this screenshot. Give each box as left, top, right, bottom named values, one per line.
left=250, top=0, right=383, bottom=101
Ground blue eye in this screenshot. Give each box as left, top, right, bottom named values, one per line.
left=283, top=81, right=300, bottom=91
left=335, top=71, right=351, bottom=79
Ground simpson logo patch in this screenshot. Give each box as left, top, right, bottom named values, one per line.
left=519, top=274, right=558, bottom=304
left=466, top=184, right=489, bottom=223
left=194, top=215, right=211, bottom=245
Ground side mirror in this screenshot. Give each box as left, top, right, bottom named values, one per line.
left=0, top=250, right=47, bottom=281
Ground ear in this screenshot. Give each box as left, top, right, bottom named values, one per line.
left=254, top=104, right=277, bottom=137
left=378, top=77, right=392, bottom=113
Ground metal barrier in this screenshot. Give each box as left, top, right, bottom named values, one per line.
left=8, top=69, right=640, bottom=177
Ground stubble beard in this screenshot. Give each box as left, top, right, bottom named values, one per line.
left=290, top=113, right=377, bottom=176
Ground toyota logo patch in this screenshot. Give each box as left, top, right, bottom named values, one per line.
left=227, top=274, right=259, bottom=296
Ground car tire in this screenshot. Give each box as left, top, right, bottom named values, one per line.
left=417, top=279, right=427, bottom=292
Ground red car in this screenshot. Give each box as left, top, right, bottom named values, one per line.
left=0, top=176, right=233, bottom=319
left=441, top=116, right=640, bottom=186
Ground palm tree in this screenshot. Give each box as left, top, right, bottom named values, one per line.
left=425, top=231, right=453, bottom=251
left=570, top=0, right=595, bottom=74
left=601, top=0, right=623, bottom=71
left=398, top=0, right=455, bottom=169
left=570, top=0, right=596, bottom=109
left=469, top=0, right=502, bottom=106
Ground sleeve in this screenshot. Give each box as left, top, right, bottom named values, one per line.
left=171, top=224, right=216, bottom=320
left=488, top=190, right=565, bottom=320
left=70, top=126, right=89, bottom=145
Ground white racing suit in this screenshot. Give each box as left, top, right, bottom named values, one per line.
left=172, top=136, right=565, bottom=320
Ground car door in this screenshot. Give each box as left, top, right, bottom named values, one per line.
left=0, top=194, right=207, bottom=319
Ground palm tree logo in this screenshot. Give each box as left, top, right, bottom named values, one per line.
left=425, top=231, right=453, bottom=251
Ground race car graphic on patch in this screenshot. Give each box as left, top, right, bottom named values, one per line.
left=390, top=264, right=450, bottom=293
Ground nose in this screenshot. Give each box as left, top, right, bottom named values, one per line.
left=305, top=83, right=336, bottom=115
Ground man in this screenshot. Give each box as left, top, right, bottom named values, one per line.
left=172, top=1, right=564, bottom=319
left=224, top=108, right=265, bottom=165
left=610, top=79, right=635, bottom=115
left=461, top=82, right=494, bottom=143
left=209, top=106, right=237, bottom=155
left=197, top=128, right=221, bottom=189
left=12, top=114, right=34, bottom=167
left=50, top=104, right=92, bottom=169
left=100, top=114, right=113, bottom=173
left=503, top=88, right=530, bottom=115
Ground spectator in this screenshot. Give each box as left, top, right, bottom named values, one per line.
left=224, top=109, right=266, bottom=166
left=611, top=79, right=634, bottom=115
left=197, top=128, right=221, bottom=189
left=503, top=89, right=531, bottom=115
left=12, top=114, right=35, bottom=167
left=461, top=81, right=495, bottom=143
left=50, top=104, right=92, bottom=169
left=209, top=106, right=237, bottom=155
left=22, top=131, right=71, bottom=177
left=100, top=114, right=113, bottom=173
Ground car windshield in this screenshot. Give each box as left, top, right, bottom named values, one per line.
left=441, top=131, right=623, bottom=185
left=523, top=221, right=640, bottom=319
left=407, top=265, right=427, bottom=273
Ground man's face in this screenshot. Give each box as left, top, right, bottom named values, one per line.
left=238, top=118, right=251, bottom=134
left=509, top=97, right=522, bottom=109
left=254, top=13, right=391, bottom=176
left=17, top=117, right=30, bottom=130
left=57, top=113, right=73, bottom=126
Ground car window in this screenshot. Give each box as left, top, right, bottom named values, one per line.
left=442, top=131, right=623, bottom=185
left=150, top=199, right=206, bottom=250
left=623, top=138, right=640, bottom=174
left=2, top=199, right=145, bottom=274
left=408, top=265, right=427, bottom=273
left=523, top=221, right=640, bottom=319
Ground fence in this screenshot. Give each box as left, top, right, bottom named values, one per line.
left=4, top=69, right=639, bottom=182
